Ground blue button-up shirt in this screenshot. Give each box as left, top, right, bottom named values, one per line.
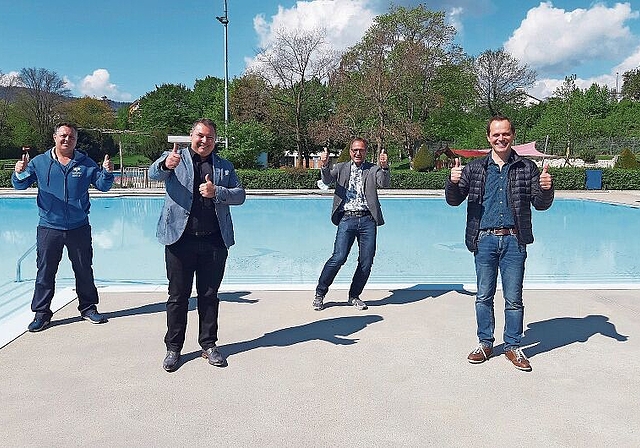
left=479, top=157, right=516, bottom=230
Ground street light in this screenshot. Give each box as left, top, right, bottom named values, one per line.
left=216, top=0, right=229, bottom=150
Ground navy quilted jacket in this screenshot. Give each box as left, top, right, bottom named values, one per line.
left=445, top=152, right=554, bottom=252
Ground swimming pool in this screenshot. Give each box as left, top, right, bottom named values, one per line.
left=3, top=195, right=640, bottom=288
left=2, top=194, right=639, bottom=347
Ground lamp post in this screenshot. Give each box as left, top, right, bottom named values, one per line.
left=216, top=0, right=229, bottom=150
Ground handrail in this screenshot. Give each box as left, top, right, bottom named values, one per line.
left=16, top=242, right=37, bottom=282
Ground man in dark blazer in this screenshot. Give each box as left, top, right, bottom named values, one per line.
left=313, top=137, right=390, bottom=311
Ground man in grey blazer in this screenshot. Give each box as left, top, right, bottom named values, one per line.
left=314, top=137, right=390, bottom=311
left=149, top=119, right=246, bottom=372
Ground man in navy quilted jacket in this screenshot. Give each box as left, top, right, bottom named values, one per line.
left=446, top=115, right=553, bottom=372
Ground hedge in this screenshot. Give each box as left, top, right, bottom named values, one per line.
left=2, top=167, right=639, bottom=190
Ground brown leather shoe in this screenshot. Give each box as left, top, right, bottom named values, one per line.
left=467, top=344, right=492, bottom=363
left=505, top=348, right=532, bottom=371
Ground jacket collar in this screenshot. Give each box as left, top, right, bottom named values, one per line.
left=481, top=150, right=521, bottom=168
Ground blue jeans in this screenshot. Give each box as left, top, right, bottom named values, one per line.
left=316, top=214, right=377, bottom=298
left=474, top=231, right=527, bottom=351
left=32, top=225, right=99, bottom=318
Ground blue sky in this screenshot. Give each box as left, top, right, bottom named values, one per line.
left=1, top=1, right=639, bottom=102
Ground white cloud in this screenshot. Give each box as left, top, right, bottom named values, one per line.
left=78, top=69, right=132, bottom=101
left=248, top=0, right=377, bottom=71
left=448, top=7, right=465, bottom=36
left=63, top=76, right=75, bottom=91
left=613, top=44, right=640, bottom=74
left=0, top=71, right=20, bottom=86
left=505, top=2, right=639, bottom=76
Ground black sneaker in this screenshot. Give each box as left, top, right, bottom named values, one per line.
left=348, top=297, right=368, bottom=310
left=202, top=346, right=227, bottom=367
left=81, top=310, right=108, bottom=324
left=313, top=295, right=324, bottom=311
left=27, top=315, right=51, bottom=332
left=163, top=350, right=181, bottom=372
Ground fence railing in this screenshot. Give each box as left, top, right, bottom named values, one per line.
left=114, top=167, right=164, bottom=189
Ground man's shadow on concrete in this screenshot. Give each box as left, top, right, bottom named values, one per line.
left=49, top=291, right=258, bottom=326
left=494, top=314, right=628, bottom=357
left=181, top=315, right=384, bottom=364
left=323, top=286, right=473, bottom=309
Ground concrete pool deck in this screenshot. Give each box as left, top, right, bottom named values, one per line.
left=1, top=286, right=639, bottom=447
left=1, top=189, right=639, bottom=446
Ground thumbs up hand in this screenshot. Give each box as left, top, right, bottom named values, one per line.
left=450, top=158, right=462, bottom=184
left=539, top=163, right=552, bottom=190
left=102, top=154, right=114, bottom=172
left=199, top=173, right=216, bottom=198
left=379, top=148, right=389, bottom=168
left=165, top=143, right=181, bottom=170
left=319, top=147, right=329, bottom=167
left=15, top=152, right=29, bottom=173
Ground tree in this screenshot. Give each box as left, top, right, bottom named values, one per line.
left=58, top=96, right=115, bottom=129
left=190, top=76, right=225, bottom=126
left=250, top=27, right=338, bottom=166
left=621, top=68, right=640, bottom=101
left=76, top=129, right=116, bottom=163
left=0, top=71, right=19, bottom=151
left=614, top=147, right=639, bottom=169
left=473, top=49, right=536, bottom=115
left=219, top=120, right=275, bottom=169
left=333, top=5, right=461, bottom=159
left=423, top=60, right=478, bottom=144
left=17, top=67, right=71, bottom=148
left=230, top=74, right=271, bottom=124
left=412, top=144, right=435, bottom=171
left=131, top=83, right=194, bottom=134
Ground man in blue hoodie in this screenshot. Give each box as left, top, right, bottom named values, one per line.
left=13, top=122, right=114, bottom=332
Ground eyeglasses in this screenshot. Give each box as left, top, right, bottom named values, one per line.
left=350, top=148, right=366, bottom=153
left=194, top=132, right=216, bottom=140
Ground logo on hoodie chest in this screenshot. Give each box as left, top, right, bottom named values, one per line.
left=71, top=166, right=82, bottom=177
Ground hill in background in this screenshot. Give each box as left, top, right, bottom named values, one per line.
left=0, top=86, right=131, bottom=111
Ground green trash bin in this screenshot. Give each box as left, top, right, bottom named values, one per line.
left=585, top=169, right=602, bottom=190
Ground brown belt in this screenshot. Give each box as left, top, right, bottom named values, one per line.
left=486, top=228, right=517, bottom=236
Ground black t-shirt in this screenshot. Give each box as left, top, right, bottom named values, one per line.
left=185, top=151, right=225, bottom=247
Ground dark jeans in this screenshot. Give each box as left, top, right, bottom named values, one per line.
left=316, top=214, right=377, bottom=299
left=164, top=234, right=228, bottom=352
left=32, top=225, right=99, bottom=318
left=474, top=231, right=527, bottom=351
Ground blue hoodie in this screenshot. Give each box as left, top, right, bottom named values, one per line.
left=12, top=148, right=114, bottom=230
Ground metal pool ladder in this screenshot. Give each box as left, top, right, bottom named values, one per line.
left=16, top=243, right=37, bottom=282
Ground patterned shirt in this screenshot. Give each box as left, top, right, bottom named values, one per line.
left=343, top=162, right=369, bottom=212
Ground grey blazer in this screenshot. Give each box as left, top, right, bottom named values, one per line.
left=149, top=149, right=246, bottom=247
left=321, top=161, right=390, bottom=226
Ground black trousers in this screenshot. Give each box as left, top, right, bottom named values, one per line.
left=32, top=225, right=99, bottom=318
left=164, top=234, right=228, bottom=352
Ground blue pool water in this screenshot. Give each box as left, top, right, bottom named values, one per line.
left=2, top=196, right=640, bottom=292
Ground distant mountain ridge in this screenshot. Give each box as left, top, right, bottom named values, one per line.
left=0, top=86, right=131, bottom=111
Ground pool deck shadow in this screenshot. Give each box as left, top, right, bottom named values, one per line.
left=1, top=287, right=639, bottom=447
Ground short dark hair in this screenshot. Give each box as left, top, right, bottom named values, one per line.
left=350, top=137, right=368, bottom=150
left=191, top=118, right=217, bottom=134
left=486, top=115, right=515, bottom=136
left=54, top=122, right=78, bottom=135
